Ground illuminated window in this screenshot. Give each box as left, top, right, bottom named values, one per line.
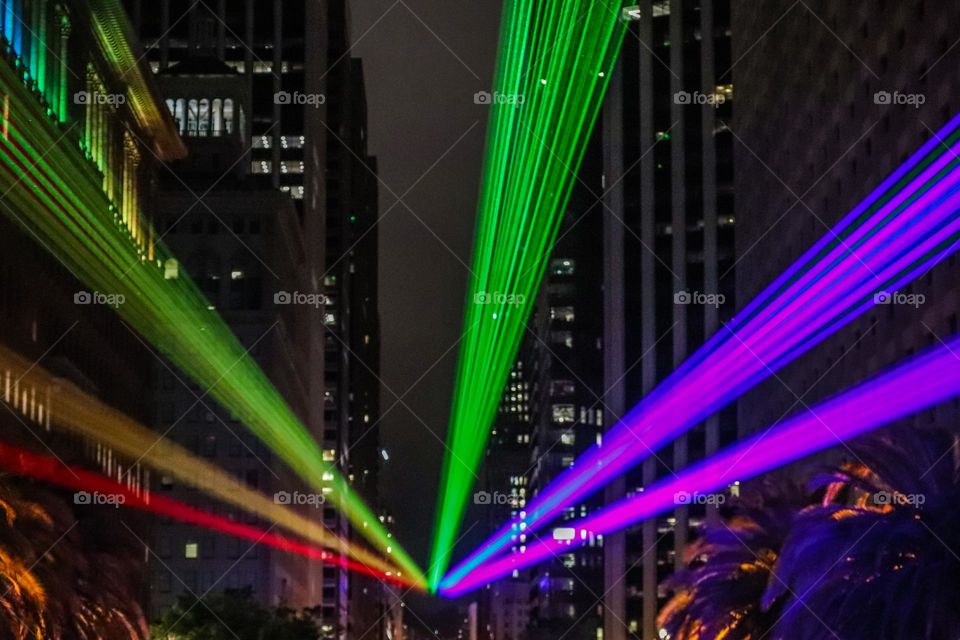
left=184, top=542, right=199, bottom=559
left=552, top=404, right=576, bottom=424
left=198, top=98, right=210, bottom=136
left=170, top=98, right=185, bottom=135
left=550, top=258, right=575, bottom=275
left=212, top=98, right=223, bottom=135
left=551, top=330, right=574, bottom=348
left=550, top=306, right=575, bottom=322
left=187, top=99, right=199, bottom=135
left=223, top=99, right=234, bottom=134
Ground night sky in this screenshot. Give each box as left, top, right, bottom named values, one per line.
left=348, top=0, right=502, bottom=622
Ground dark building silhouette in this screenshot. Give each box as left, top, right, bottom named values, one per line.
left=601, top=2, right=737, bottom=638
left=732, top=2, right=960, bottom=476
left=127, top=1, right=389, bottom=635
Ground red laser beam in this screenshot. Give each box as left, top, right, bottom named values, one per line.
left=0, top=441, right=412, bottom=588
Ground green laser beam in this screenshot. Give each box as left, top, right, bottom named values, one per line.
left=428, top=0, right=629, bottom=590
left=0, top=50, right=424, bottom=587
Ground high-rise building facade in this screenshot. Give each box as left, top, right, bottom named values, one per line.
left=146, top=55, right=334, bottom=622
left=524, top=138, right=607, bottom=640
left=477, top=4, right=737, bottom=638
left=479, top=354, right=535, bottom=640
left=601, top=2, right=737, bottom=638
left=732, top=3, right=960, bottom=453
left=128, top=2, right=387, bottom=636
left=127, top=0, right=327, bottom=210
left=479, top=137, right=608, bottom=640
left=0, top=0, right=185, bottom=624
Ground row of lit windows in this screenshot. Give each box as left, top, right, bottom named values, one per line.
left=2, top=369, right=49, bottom=428
left=252, top=135, right=305, bottom=149
left=550, top=306, right=575, bottom=322
left=165, top=97, right=239, bottom=138
left=149, top=60, right=300, bottom=75
left=3, top=370, right=149, bottom=505
left=251, top=160, right=304, bottom=174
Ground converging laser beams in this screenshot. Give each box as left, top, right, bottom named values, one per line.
left=0, top=341, right=412, bottom=582
left=442, top=110, right=960, bottom=587
left=0, top=56, right=424, bottom=585
left=429, top=0, right=630, bottom=590
left=441, top=332, right=960, bottom=594
left=0, top=440, right=413, bottom=587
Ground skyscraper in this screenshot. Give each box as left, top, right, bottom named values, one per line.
left=601, top=2, right=736, bottom=638
left=478, top=135, right=607, bottom=640
left=146, top=52, right=332, bottom=619
left=475, top=5, right=737, bottom=638
left=523, top=136, right=607, bottom=640
left=479, top=354, right=534, bottom=640
left=127, top=2, right=385, bottom=635
left=732, top=2, right=960, bottom=453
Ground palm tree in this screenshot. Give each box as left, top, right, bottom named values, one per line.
left=657, top=478, right=810, bottom=640
left=660, top=427, right=960, bottom=640
left=767, top=428, right=960, bottom=640
left=0, top=490, right=52, bottom=639
left=0, top=479, right=148, bottom=639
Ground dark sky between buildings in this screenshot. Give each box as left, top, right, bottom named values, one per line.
left=347, top=0, right=503, bottom=606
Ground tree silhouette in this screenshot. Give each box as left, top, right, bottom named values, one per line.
left=152, top=587, right=320, bottom=640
